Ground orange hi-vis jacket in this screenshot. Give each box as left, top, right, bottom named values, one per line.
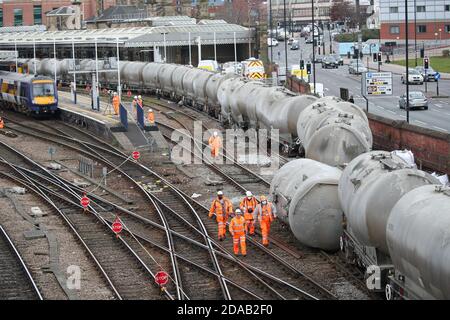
left=229, top=215, right=246, bottom=235
left=0, top=119, right=4, bottom=129
left=240, top=197, right=257, bottom=220
left=258, top=202, right=275, bottom=222
left=148, top=111, right=155, bottom=124
left=209, top=197, right=233, bottom=222
left=112, top=96, right=120, bottom=113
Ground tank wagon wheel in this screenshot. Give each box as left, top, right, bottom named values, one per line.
left=385, top=284, right=395, bottom=301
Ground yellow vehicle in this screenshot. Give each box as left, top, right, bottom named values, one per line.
left=198, top=60, right=219, bottom=72
left=290, top=64, right=308, bottom=78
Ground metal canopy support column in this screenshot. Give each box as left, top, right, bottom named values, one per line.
left=116, top=37, right=121, bottom=100
left=14, top=38, right=18, bottom=72
left=234, top=32, right=237, bottom=63
left=72, top=39, right=77, bottom=104
left=53, top=38, right=57, bottom=84
left=214, top=32, right=217, bottom=62
left=33, top=39, right=36, bottom=74
left=188, top=32, right=192, bottom=66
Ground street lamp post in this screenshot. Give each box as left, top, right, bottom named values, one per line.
left=116, top=37, right=121, bottom=100
left=53, top=38, right=57, bottom=85
left=283, top=0, right=288, bottom=80
left=14, top=38, right=18, bottom=72
left=311, top=0, right=316, bottom=94
left=214, top=31, right=217, bottom=61
left=72, top=39, right=77, bottom=104
left=33, top=38, right=36, bottom=75
left=405, top=0, right=410, bottom=124
left=414, top=0, right=417, bottom=66
left=234, top=32, right=237, bottom=64
left=269, top=0, right=273, bottom=64
left=163, top=32, right=167, bottom=63
left=188, top=32, right=192, bottom=66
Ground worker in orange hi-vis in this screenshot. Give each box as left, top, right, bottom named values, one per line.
left=112, top=92, right=120, bottom=115
left=208, top=131, right=222, bottom=158
left=239, top=190, right=257, bottom=236
left=147, top=109, right=155, bottom=125
left=0, top=116, right=4, bottom=129
left=254, top=195, right=277, bottom=247
left=209, top=190, right=233, bottom=241
left=229, top=209, right=247, bottom=257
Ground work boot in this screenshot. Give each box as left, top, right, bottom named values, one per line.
left=242, top=254, right=247, bottom=258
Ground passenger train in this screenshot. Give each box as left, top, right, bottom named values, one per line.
left=13, top=57, right=450, bottom=300
left=0, top=70, right=58, bottom=115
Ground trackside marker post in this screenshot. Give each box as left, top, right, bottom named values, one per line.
left=155, top=270, right=169, bottom=292
left=132, top=151, right=140, bottom=161
left=112, top=217, right=123, bottom=238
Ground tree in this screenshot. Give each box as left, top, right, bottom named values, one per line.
left=330, top=0, right=356, bottom=25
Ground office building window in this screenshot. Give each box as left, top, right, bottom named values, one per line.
left=445, top=5, right=450, bottom=11
left=445, top=25, right=450, bottom=33
left=14, top=8, right=23, bottom=26
left=389, top=7, right=398, bottom=13
left=0, top=9, right=3, bottom=28
left=34, top=5, right=42, bottom=25
left=416, top=6, right=426, bottom=12
left=390, top=26, right=400, bottom=34
left=417, top=25, right=427, bottom=33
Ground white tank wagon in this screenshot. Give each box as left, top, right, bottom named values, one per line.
left=205, top=72, right=237, bottom=119
left=338, top=151, right=438, bottom=288
left=296, top=97, right=373, bottom=167
left=270, top=159, right=343, bottom=251
left=170, top=65, right=192, bottom=98
left=385, top=185, right=450, bottom=300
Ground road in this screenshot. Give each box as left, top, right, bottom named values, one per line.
left=269, top=32, right=450, bottom=133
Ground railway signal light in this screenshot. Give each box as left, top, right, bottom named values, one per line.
left=424, top=57, right=429, bottom=69
left=306, top=63, right=312, bottom=75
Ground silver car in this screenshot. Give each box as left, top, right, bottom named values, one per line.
left=399, top=91, right=428, bottom=110
left=415, top=66, right=437, bottom=82
left=348, top=62, right=368, bottom=75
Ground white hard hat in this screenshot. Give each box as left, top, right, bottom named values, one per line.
left=213, top=131, right=218, bottom=137
left=138, top=95, right=142, bottom=99
left=149, top=109, right=153, bottom=112
left=217, top=190, right=223, bottom=196
left=113, top=92, right=117, bottom=95
left=246, top=191, right=253, bottom=197
left=134, top=96, right=138, bottom=99
left=235, top=209, right=242, bottom=215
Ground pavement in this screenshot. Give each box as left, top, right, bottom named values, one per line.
left=270, top=30, right=450, bottom=133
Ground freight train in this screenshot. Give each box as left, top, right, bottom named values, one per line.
left=15, top=57, right=372, bottom=167
left=0, top=70, right=58, bottom=115
left=17, top=58, right=450, bottom=299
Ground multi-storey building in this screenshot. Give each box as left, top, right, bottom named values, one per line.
left=380, top=0, right=450, bottom=43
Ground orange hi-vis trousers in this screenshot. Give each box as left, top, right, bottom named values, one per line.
left=260, top=218, right=272, bottom=246
left=217, top=216, right=227, bottom=240
left=244, top=213, right=255, bottom=235
left=233, top=232, right=246, bottom=255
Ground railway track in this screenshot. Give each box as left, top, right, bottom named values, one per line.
left=1, top=114, right=336, bottom=300
left=0, top=141, right=172, bottom=300
left=0, top=225, right=43, bottom=300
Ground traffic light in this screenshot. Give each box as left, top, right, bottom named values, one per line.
left=300, top=59, right=305, bottom=69
left=377, top=52, right=382, bottom=63
left=373, top=53, right=378, bottom=63
left=424, top=57, right=429, bottom=69
left=306, top=62, right=312, bottom=75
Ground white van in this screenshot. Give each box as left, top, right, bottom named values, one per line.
left=198, top=60, right=219, bottom=72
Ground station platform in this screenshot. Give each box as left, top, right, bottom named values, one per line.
left=57, top=91, right=168, bottom=153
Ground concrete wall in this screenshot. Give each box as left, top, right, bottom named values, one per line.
left=367, top=113, right=450, bottom=175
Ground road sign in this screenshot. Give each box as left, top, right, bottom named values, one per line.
left=112, top=217, right=123, bottom=235
left=363, top=72, right=393, bottom=96
left=132, top=151, right=140, bottom=160
left=435, top=72, right=441, bottom=81
left=80, top=196, right=90, bottom=208
left=155, top=271, right=169, bottom=286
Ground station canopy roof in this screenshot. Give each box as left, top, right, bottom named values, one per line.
left=0, top=19, right=252, bottom=47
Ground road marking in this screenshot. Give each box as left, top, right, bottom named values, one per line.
left=432, top=126, right=448, bottom=132
left=377, top=105, right=385, bottom=109
left=435, top=104, right=443, bottom=108
left=399, top=114, right=406, bottom=118
left=414, top=120, right=427, bottom=125
left=431, top=109, right=443, bottom=114
left=324, top=88, right=329, bottom=91
left=386, top=110, right=396, bottom=114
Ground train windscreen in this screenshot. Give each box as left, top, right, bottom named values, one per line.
left=32, top=81, right=54, bottom=97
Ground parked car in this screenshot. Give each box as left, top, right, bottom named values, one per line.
left=401, top=68, right=424, bottom=84
left=305, top=37, right=313, bottom=44
left=322, top=56, right=339, bottom=68
left=348, top=62, right=368, bottom=75
left=268, top=38, right=279, bottom=47
left=287, top=38, right=295, bottom=45
left=310, top=54, right=324, bottom=63
left=331, top=54, right=344, bottom=66
left=399, top=91, right=429, bottom=110
left=415, top=66, right=438, bottom=82
left=290, top=40, right=299, bottom=50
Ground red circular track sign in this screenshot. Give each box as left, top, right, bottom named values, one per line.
left=132, top=151, right=140, bottom=160
left=155, top=271, right=169, bottom=286
left=112, top=218, right=123, bottom=234
left=80, top=196, right=90, bottom=208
